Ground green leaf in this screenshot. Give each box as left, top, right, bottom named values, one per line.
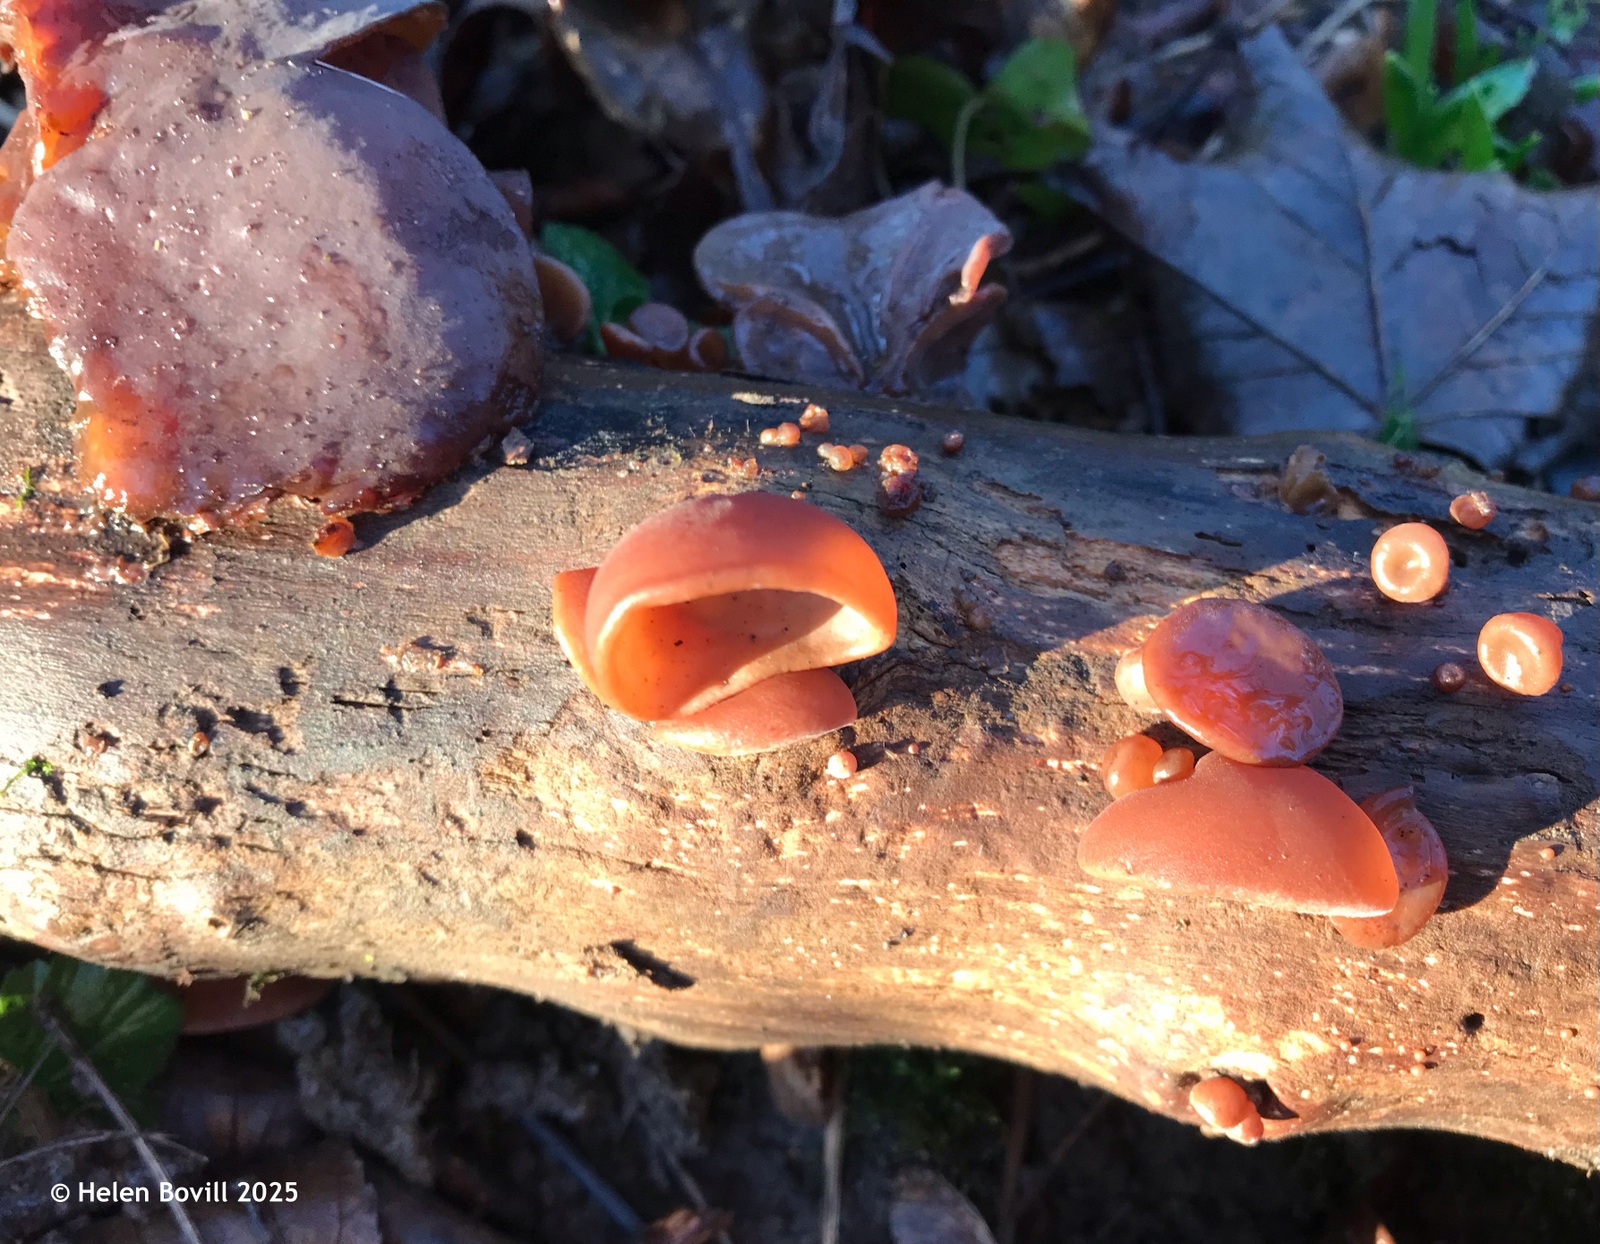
left=1545, top=0, right=1591, bottom=46
left=1013, top=179, right=1073, bottom=221
left=1450, top=93, right=1500, bottom=170
left=1403, top=0, right=1439, bottom=82
left=984, top=37, right=1090, bottom=168
left=885, top=55, right=979, bottom=150
left=1574, top=72, right=1600, bottom=103
left=1458, top=58, right=1536, bottom=123
left=1383, top=52, right=1440, bottom=165
left=539, top=222, right=649, bottom=352
left=0, top=957, right=181, bottom=1120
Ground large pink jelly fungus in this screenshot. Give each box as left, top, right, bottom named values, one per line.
left=1077, top=753, right=1400, bottom=917
left=1139, top=599, right=1344, bottom=766
left=1330, top=788, right=1448, bottom=949
left=552, top=493, right=897, bottom=755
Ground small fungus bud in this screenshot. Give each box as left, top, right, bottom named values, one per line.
left=1330, top=788, right=1448, bottom=948
left=177, top=975, right=334, bottom=1035
left=1113, top=648, right=1160, bottom=714
left=941, top=431, right=965, bottom=455
left=1430, top=661, right=1466, bottom=694
left=686, top=326, right=730, bottom=372
left=759, top=422, right=802, bottom=447
left=1138, top=599, right=1343, bottom=765
left=728, top=456, right=759, bottom=480
left=1153, top=747, right=1195, bottom=784
left=826, top=749, right=858, bottom=780
left=1569, top=475, right=1600, bottom=502
left=312, top=515, right=356, bottom=558
left=818, top=443, right=856, bottom=472
left=1189, top=1076, right=1263, bottom=1145
left=799, top=403, right=830, bottom=433
left=1279, top=444, right=1336, bottom=514
left=878, top=472, right=923, bottom=517
left=188, top=730, right=210, bottom=757
left=531, top=253, right=592, bottom=345
left=1100, top=733, right=1163, bottom=799
left=849, top=444, right=870, bottom=466
left=879, top=444, right=919, bottom=475
left=1477, top=612, right=1564, bottom=696
left=1448, top=490, right=1496, bottom=530
left=1370, top=522, right=1449, bottom=603
left=627, top=302, right=690, bottom=360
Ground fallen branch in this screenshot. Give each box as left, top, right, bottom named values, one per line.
left=0, top=292, right=1594, bottom=1166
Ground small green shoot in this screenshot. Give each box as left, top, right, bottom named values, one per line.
left=1544, top=0, right=1593, bottom=46
left=0, top=956, right=182, bottom=1120
left=0, top=756, right=53, bottom=797
left=1573, top=72, right=1599, bottom=104
left=12, top=466, right=34, bottom=510
left=539, top=222, right=650, bottom=353
left=1383, top=0, right=1538, bottom=173
left=887, top=37, right=1089, bottom=195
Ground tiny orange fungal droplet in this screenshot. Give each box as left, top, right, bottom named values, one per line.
left=759, top=422, right=802, bottom=447
left=1189, top=1076, right=1263, bottom=1145
left=799, top=403, right=830, bottom=433
left=1101, top=733, right=1163, bottom=799
left=1448, top=490, right=1495, bottom=530
left=1430, top=661, right=1466, bottom=694
left=878, top=472, right=922, bottom=517
left=1370, top=522, right=1449, bottom=602
left=879, top=444, right=919, bottom=475
left=848, top=444, right=870, bottom=466
left=1477, top=612, right=1563, bottom=696
left=818, top=443, right=856, bottom=472
left=942, top=431, right=965, bottom=454
left=826, top=749, right=858, bottom=780
left=312, top=515, right=356, bottom=558
left=1153, top=747, right=1195, bottom=784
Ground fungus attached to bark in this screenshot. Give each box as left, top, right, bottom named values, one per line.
left=799, top=403, right=830, bottom=434
left=1100, top=733, right=1163, bottom=799
left=1477, top=612, right=1564, bottom=696
left=941, top=431, right=966, bottom=455
left=1135, top=599, right=1343, bottom=765
left=693, top=182, right=1012, bottom=394
left=551, top=493, right=897, bottom=754
left=1078, top=752, right=1400, bottom=916
left=760, top=423, right=802, bottom=447
left=1431, top=661, right=1467, bottom=694
left=1370, top=523, right=1450, bottom=603
left=1449, top=491, right=1496, bottom=530
left=177, top=975, right=334, bottom=1035
left=1330, top=788, right=1448, bottom=949
left=0, top=1, right=540, bottom=527
left=818, top=443, right=857, bottom=472
left=1153, top=747, right=1195, bottom=783
left=1189, top=1076, right=1264, bottom=1145
left=1113, top=648, right=1160, bottom=714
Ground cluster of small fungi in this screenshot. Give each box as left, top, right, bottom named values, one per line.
left=1089, top=473, right=1566, bottom=1142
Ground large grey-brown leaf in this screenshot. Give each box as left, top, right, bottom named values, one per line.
left=1082, top=26, right=1598, bottom=470
left=695, top=181, right=1012, bottom=394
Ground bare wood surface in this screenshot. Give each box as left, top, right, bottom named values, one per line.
left=0, top=292, right=1594, bottom=1165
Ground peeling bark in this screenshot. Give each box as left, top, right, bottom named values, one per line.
left=0, top=293, right=1594, bottom=1166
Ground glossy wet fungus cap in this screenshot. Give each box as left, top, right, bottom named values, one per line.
left=1448, top=491, right=1496, bottom=530
left=1370, top=522, right=1450, bottom=603
left=1100, top=733, right=1164, bottom=799
left=1078, top=753, right=1400, bottom=917
left=1330, top=788, right=1448, bottom=949
left=1138, top=599, right=1344, bottom=765
left=1152, top=747, right=1195, bottom=783
left=552, top=493, right=897, bottom=754
left=1113, top=647, right=1160, bottom=713
left=1189, top=1077, right=1263, bottom=1145
left=177, top=975, right=333, bottom=1035
left=1477, top=612, right=1564, bottom=696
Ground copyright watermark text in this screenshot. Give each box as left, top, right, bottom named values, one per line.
left=52, top=1180, right=297, bottom=1205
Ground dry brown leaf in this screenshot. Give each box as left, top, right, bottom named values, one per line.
left=1083, top=27, right=1599, bottom=469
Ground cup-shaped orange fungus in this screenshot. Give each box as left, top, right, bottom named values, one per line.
left=552, top=493, right=897, bottom=754
left=1370, top=522, right=1450, bottom=602
left=1113, top=647, right=1160, bottom=713
left=1477, top=612, right=1564, bottom=696
left=177, top=975, right=334, bottom=1035
left=1137, top=599, right=1343, bottom=765
left=1448, top=491, right=1495, bottom=530
left=1189, top=1077, right=1263, bottom=1145
left=1077, top=753, right=1399, bottom=916
left=1330, top=788, right=1447, bottom=948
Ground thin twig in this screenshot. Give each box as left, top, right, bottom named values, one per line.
left=819, top=1098, right=845, bottom=1244
left=0, top=1046, right=51, bottom=1131
left=996, top=1067, right=1036, bottom=1244
left=1013, top=1096, right=1112, bottom=1221
left=520, top=1113, right=646, bottom=1236
left=1006, top=232, right=1105, bottom=282
left=1299, top=0, right=1387, bottom=61
left=0, top=1129, right=206, bottom=1173
left=1410, top=257, right=1555, bottom=414
left=950, top=95, right=985, bottom=191
left=34, top=1004, right=205, bottom=1244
